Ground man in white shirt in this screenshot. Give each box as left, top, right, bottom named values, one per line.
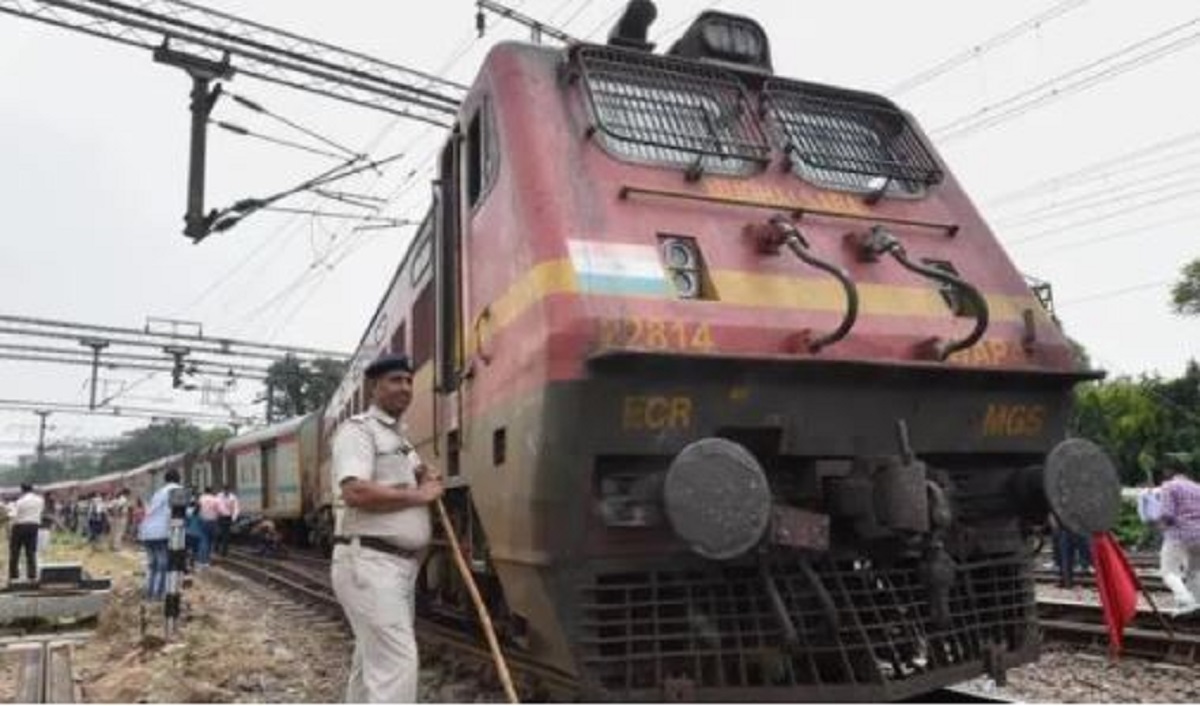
left=331, top=353, right=443, bottom=703
left=8, top=483, right=45, bottom=583
left=215, top=486, right=239, bottom=557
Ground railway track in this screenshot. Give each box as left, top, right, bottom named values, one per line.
left=1037, top=596, right=1200, bottom=663
left=910, top=687, right=1014, bottom=703
left=217, top=549, right=575, bottom=700
left=213, top=548, right=1046, bottom=701
left=1033, top=569, right=1167, bottom=593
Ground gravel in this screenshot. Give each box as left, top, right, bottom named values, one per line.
left=958, top=645, right=1200, bottom=703
left=0, top=535, right=504, bottom=702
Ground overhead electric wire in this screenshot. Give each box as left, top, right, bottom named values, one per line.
left=213, top=120, right=348, bottom=160
left=183, top=5, right=484, bottom=326
left=217, top=29, right=476, bottom=335
left=96, top=369, right=160, bottom=409
left=885, top=0, right=1089, bottom=96
left=254, top=150, right=440, bottom=340
left=985, top=129, right=1200, bottom=208
left=580, top=3, right=628, bottom=41
left=544, top=0, right=584, bottom=24
left=0, top=351, right=268, bottom=379
left=0, top=398, right=258, bottom=425
left=993, top=167, right=1200, bottom=229
left=932, top=15, right=1200, bottom=142
left=1056, top=278, right=1174, bottom=307
left=1007, top=184, right=1200, bottom=245
left=0, top=313, right=346, bottom=358
left=0, top=342, right=269, bottom=375
left=266, top=227, right=394, bottom=341
left=231, top=141, right=441, bottom=335
left=309, top=187, right=384, bottom=204
left=1018, top=210, right=1200, bottom=256
left=207, top=151, right=405, bottom=234
left=557, top=0, right=596, bottom=34
left=205, top=0, right=489, bottom=336
left=258, top=206, right=409, bottom=223
left=649, top=0, right=723, bottom=44
left=225, top=89, right=363, bottom=160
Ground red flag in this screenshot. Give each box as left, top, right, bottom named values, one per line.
left=1090, top=531, right=1139, bottom=657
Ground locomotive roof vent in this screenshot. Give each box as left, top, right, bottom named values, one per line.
left=668, top=11, right=773, bottom=74
left=607, top=0, right=657, bottom=52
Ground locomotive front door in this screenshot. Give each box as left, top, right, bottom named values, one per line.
left=434, top=129, right=464, bottom=471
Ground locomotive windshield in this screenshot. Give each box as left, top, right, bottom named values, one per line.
left=762, top=79, right=943, bottom=197
left=575, top=45, right=770, bottom=176
left=574, top=45, right=943, bottom=195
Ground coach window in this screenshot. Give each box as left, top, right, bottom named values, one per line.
left=412, top=283, right=436, bottom=370
left=390, top=321, right=408, bottom=356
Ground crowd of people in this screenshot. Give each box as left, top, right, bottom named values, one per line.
left=59, top=488, right=140, bottom=551
left=1, top=480, right=247, bottom=592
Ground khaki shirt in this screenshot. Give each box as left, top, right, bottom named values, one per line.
left=332, top=405, right=430, bottom=551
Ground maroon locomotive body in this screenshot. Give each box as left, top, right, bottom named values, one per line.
left=317, top=6, right=1118, bottom=701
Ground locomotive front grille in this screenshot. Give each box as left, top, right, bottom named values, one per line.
left=576, top=554, right=1034, bottom=696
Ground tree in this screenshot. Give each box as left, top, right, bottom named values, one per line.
left=1172, top=257, right=1200, bottom=316
left=1066, top=334, right=1092, bottom=371
left=99, top=421, right=228, bottom=472
left=0, top=454, right=100, bottom=487
left=265, top=356, right=347, bottom=420
left=1148, top=360, right=1200, bottom=473
left=1071, top=362, right=1200, bottom=484
left=1071, top=377, right=1165, bottom=485
left=0, top=421, right=235, bottom=486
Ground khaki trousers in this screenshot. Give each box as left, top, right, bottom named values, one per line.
left=110, top=517, right=128, bottom=551
left=331, top=543, right=420, bottom=703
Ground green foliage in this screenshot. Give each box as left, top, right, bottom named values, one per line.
left=1111, top=498, right=1150, bottom=549
left=1066, top=335, right=1092, bottom=371
left=1072, top=378, right=1164, bottom=485
left=0, top=455, right=99, bottom=486
left=1172, top=258, right=1200, bottom=316
left=96, top=420, right=208, bottom=472
left=1071, top=360, right=1200, bottom=484
left=265, top=356, right=347, bottom=419
left=0, top=420, right=235, bottom=486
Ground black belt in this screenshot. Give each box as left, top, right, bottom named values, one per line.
left=334, top=535, right=419, bottom=559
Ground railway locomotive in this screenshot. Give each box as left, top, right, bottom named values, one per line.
left=38, top=3, right=1123, bottom=700
left=318, top=3, right=1120, bottom=700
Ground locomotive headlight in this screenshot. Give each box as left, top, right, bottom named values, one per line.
left=659, top=236, right=706, bottom=299
left=663, top=238, right=697, bottom=268
left=671, top=270, right=701, bottom=299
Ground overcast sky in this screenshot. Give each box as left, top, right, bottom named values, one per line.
left=2, top=0, right=1198, bottom=463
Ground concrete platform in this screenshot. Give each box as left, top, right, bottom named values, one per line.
left=0, top=563, right=111, bottom=625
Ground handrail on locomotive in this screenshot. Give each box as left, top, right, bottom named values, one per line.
left=853, top=224, right=992, bottom=361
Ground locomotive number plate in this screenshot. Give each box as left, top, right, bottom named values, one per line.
left=599, top=317, right=715, bottom=352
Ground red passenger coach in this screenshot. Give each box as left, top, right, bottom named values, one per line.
left=321, top=4, right=1120, bottom=701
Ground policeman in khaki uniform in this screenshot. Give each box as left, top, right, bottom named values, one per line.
left=331, top=353, right=444, bottom=703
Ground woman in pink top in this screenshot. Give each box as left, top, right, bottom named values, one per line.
left=196, top=488, right=221, bottom=567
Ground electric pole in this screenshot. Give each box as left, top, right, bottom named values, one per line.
left=81, top=337, right=110, bottom=409
left=34, top=410, right=51, bottom=465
